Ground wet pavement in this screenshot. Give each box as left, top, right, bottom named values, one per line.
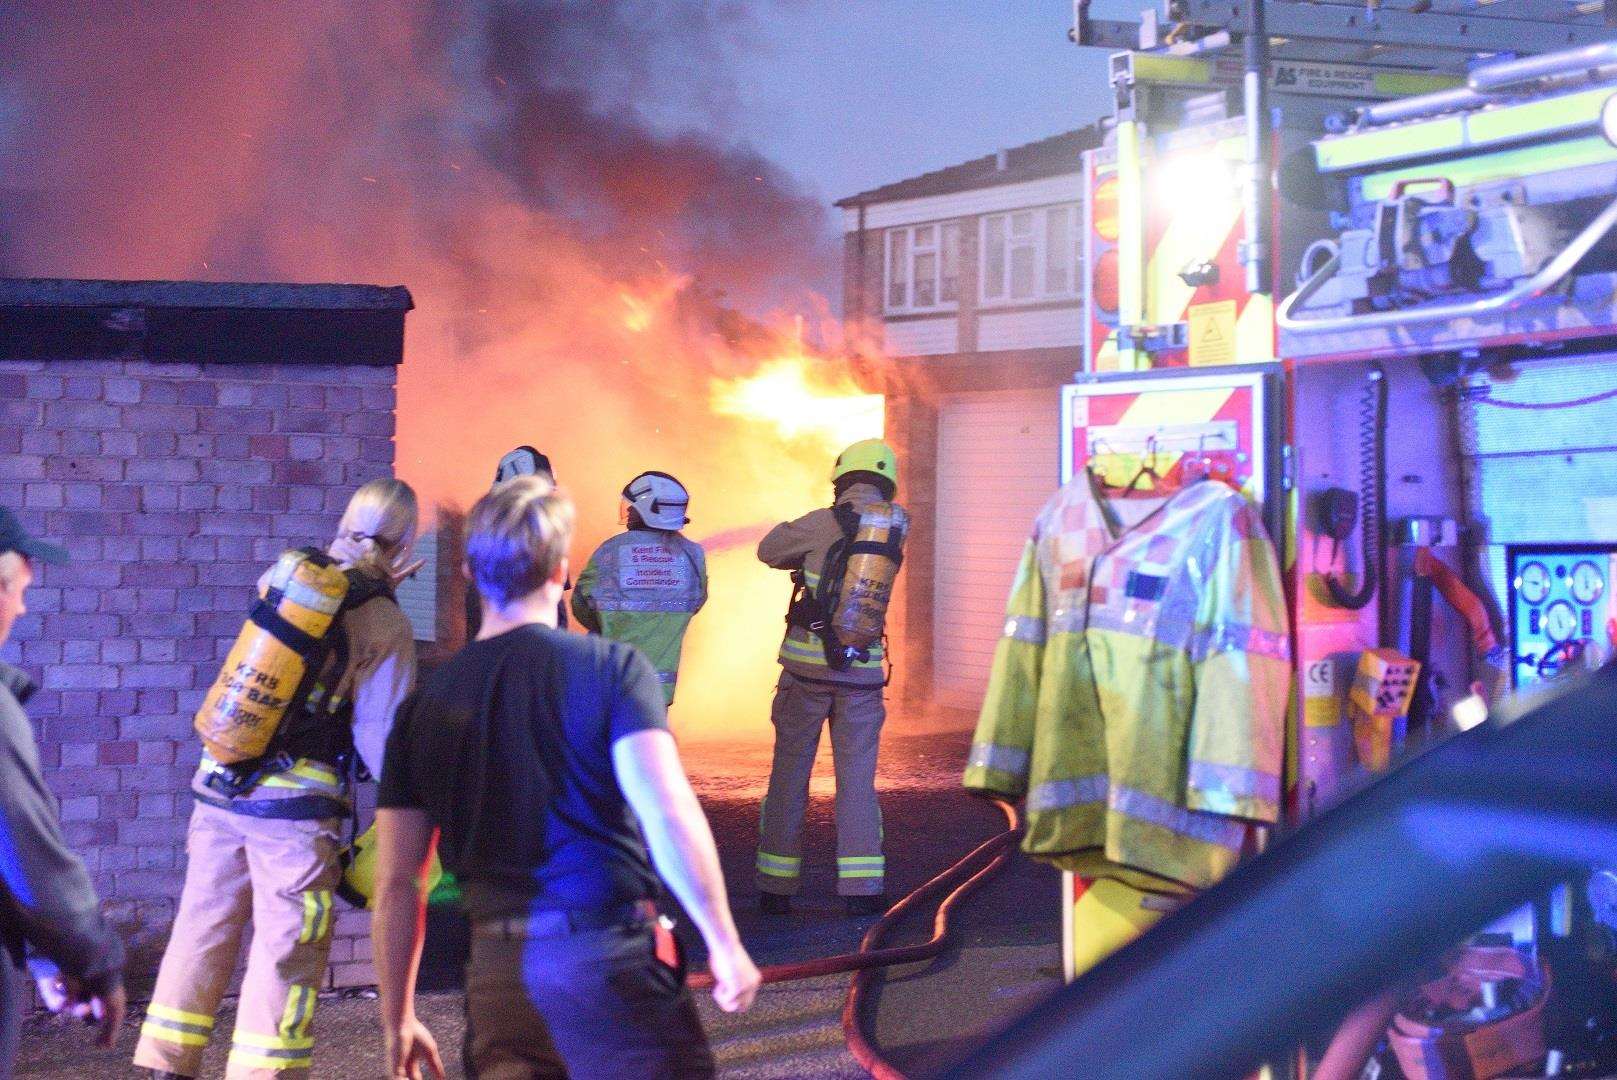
left=15, top=729, right=1062, bottom=1078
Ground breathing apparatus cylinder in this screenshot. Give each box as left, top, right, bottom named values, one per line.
left=194, top=550, right=351, bottom=765
left=830, top=502, right=908, bottom=651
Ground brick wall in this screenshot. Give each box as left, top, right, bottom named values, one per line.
left=0, top=354, right=400, bottom=991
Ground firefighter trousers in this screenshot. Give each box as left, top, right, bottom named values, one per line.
left=133, top=800, right=341, bottom=1079
left=757, top=671, right=886, bottom=897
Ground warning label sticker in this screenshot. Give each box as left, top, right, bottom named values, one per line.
left=619, top=544, right=686, bottom=590
left=1188, top=300, right=1237, bottom=367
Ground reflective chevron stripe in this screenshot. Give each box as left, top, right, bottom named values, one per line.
left=299, top=889, right=333, bottom=944
left=756, top=851, right=802, bottom=878
left=837, top=856, right=885, bottom=879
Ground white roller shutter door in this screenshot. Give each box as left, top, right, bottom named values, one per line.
left=934, top=388, right=1062, bottom=709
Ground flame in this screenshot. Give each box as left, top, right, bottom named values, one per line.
left=710, top=357, right=884, bottom=449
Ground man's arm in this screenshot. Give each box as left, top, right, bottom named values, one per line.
left=612, top=729, right=760, bottom=1012
left=0, top=699, right=123, bottom=988
left=756, top=511, right=823, bottom=570
left=0, top=695, right=125, bottom=1043
left=371, top=807, right=445, bottom=1080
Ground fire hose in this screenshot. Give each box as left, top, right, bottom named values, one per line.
left=687, top=797, right=1022, bottom=1079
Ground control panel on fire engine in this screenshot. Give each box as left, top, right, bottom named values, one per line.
left=1508, top=544, right=1617, bottom=688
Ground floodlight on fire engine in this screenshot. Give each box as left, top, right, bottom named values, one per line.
left=1601, top=93, right=1617, bottom=149
left=1152, top=152, right=1239, bottom=222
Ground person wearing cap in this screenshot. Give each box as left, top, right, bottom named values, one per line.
left=0, top=508, right=127, bottom=1071
left=755, top=439, right=904, bottom=917
left=572, top=471, right=707, bottom=705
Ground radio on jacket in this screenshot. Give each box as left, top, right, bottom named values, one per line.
left=194, top=549, right=352, bottom=765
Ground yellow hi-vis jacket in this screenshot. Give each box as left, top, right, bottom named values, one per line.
left=573, top=529, right=707, bottom=704
left=964, top=477, right=1290, bottom=891
left=758, top=484, right=893, bottom=687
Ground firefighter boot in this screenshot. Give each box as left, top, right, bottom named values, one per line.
left=845, top=895, right=887, bottom=917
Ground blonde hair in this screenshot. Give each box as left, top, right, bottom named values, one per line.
left=466, top=476, right=575, bottom=606
left=331, top=478, right=420, bottom=579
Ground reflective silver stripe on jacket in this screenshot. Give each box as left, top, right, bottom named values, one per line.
left=968, top=741, right=1030, bottom=777
left=1027, top=774, right=1109, bottom=813
left=1001, top=615, right=1046, bottom=645
left=1187, top=761, right=1281, bottom=806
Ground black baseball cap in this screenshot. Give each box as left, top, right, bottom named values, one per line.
left=0, top=507, right=69, bottom=564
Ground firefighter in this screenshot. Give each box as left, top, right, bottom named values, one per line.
left=134, top=479, right=421, bottom=1080
left=756, top=439, right=903, bottom=916
left=572, top=471, right=707, bottom=704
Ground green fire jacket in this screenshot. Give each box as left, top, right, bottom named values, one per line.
left=573, top=529, right=707, bottom=704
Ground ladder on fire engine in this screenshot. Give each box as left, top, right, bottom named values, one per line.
left=1076, top=0, right=1615, bottom=70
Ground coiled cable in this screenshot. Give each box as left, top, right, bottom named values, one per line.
left=1326, top=364, right=1388, bottom=610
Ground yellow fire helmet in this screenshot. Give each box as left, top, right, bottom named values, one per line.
left=831, top=438, right=899, bottom=494
left=339, top=821, right=445, bottom=910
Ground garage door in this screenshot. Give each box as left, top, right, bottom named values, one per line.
left=934, top=388, right=1063, bottom=710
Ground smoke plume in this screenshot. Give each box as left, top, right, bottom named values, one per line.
left=0, top=1, right=884, bottom=742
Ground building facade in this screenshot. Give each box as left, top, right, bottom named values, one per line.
left=840, top=128, right=1099, bottom=726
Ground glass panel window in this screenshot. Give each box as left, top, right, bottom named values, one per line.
left=940, top=223, right=961, bottom=303
left=1046, top=207, right=1071, bottom=295
left=914, top=252, right=938, bottom=307
left=884, top=222, right=960, bottom=312
left=984, top=217, right=1006, bottom=300
left=1009, top=244, right=1036, bottom=299
left=981, top=204, right=1082, bottom=304
left=888, top=230, right=908, bottom=309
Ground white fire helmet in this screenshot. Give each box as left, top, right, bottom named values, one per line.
left=623, top=471, right=690, bottom=531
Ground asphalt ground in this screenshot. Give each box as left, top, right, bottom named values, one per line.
left=15, top=729, right=1062, bottom=1078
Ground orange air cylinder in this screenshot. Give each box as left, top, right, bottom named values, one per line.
left=831, top=502, right=908, bottom=651
left=194, top=550, right=350, bottom=764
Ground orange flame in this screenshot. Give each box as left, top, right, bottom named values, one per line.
left=710, top=357, right=884, bottom=450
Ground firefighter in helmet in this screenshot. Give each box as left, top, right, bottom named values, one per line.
left=756, top=439, right=904, bottom=916
left=573, top=471, right=707, bottom=704
left=134, top=479, right=420, bottom=1080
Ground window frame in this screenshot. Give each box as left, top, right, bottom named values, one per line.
left=978, top=203, right=1082, bottom=308
left=883, top=221, right=962, bottom=315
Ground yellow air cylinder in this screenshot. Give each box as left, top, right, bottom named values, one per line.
left=194, top=550, right=351, bottom=765
left=831, top=502, right=908, bottom=651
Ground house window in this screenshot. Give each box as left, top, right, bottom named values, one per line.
left=980, top=204, right=1081, bottom=305
left=885, top=222, right=961, bottom=313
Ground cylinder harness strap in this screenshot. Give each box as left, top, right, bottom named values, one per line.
left=204, top=559, right=391, bottom=801
left=783, top=507, right=905, bottom=673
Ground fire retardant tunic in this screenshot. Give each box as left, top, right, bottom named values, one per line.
left=963, top=477, right=1290, bottom=892
left=572, top=528, right=707, bottom=705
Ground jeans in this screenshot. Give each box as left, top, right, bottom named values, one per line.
left=0, top=959, right=18, bottom=1080
left=465, top=917, right=715, bottom=1080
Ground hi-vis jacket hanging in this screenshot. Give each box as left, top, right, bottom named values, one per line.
left=963, top=476, right=1291, bottom=891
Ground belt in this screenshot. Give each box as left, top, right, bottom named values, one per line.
left=473, top=900, right=658, bottom=940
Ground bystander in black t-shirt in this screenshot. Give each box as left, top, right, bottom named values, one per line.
left=377, top=624, right=667, bottom=922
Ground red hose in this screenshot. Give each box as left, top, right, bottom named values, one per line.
left=842, top=797, right=1020, bottom=1079
left=686, top=798, right=1021, bottom=1076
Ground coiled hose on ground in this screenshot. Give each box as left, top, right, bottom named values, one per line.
left=688, top=797, right=1022, bottom=1079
